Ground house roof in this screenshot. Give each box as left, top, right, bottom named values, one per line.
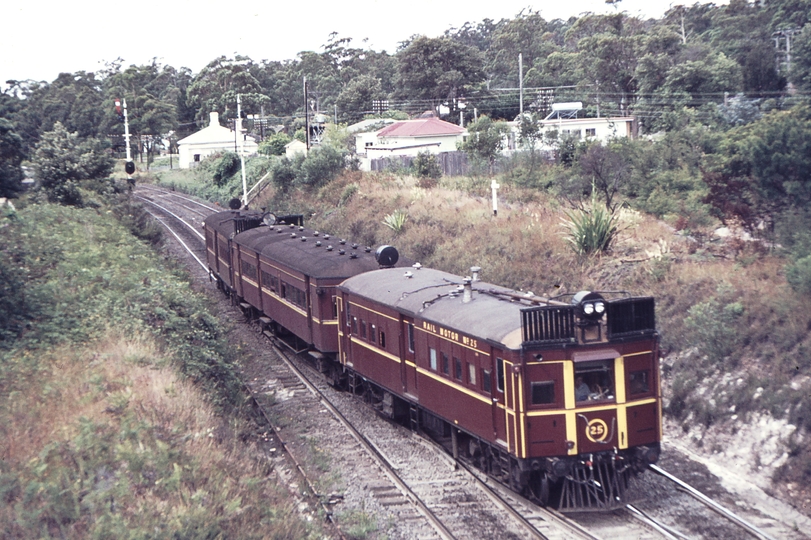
left=377, top=117, right=464, bottom=138
left=177, top=112, right=236, bottom=145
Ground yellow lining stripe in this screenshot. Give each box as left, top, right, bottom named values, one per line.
left=623, top=350, right=654, bottom=358
left=417, top=367, right=492, bottom=405
left=242, top=277, right=259, bottom=288
left=615, top=357, right=626, bottom=405
left=350, top=337, right=401, bottom=364
left=565, top=410, right=577, bottom=455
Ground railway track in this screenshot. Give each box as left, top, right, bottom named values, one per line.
left=132, top=183, right=806, bottom=540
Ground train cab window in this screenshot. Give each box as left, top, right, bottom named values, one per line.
left=430, top=348, right=438, bottom=370
left=468, top=363, right=477, bottom=385
left=496, top=358, right=505, bottom=393
left=531, top=381, right=555, bottom=405
left=369, top=324, right=377, bottom=344
left=628, top=370, right=650, bottom=395
left=575, top=360, right=615, bottom=402
left=482, top=369, right=492, bottom=394
left=441, top=352, right=450, bottom=375
left=379, top=331, right=386, bottom=349
left=408, top=324, right=415, bottom=353
left=454, top=357, right=462, bottom=381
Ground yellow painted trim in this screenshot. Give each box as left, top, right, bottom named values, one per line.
left=405, top=360, right=417, bottom=368
left=347, top=300, right=399, bottom=322
left=242, top=277, right=259, bottom=288
left=517, top=372, right=526, bottom=458
left=565, top=410, right=578, bottom=455
left=617, top=404, right=628, bottom=450
left=350, top=337, right=401, bottom=364
left=525, top=359, right=568, bottom=366
left=415, top=324, right=485, bottom=354
left=505, top=409, right=515, bottom=450
left=417, top=367, right=492, bottom=405
left=266, top=295, right=307, bottom=318
left=260, top=286, right=279, bottom=297
left=336, top=296, right=345, bottom=366
left=615, top=356, right=626, bottom=405
left=322, top=320, right=338, bottom=326
left=623, top=350, right=654, bottom=358
left=218, top=258, right=231, bottom=269
left=564, top=361, right=574, bottom=410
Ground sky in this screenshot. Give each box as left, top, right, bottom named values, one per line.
left=1, top=0, right=728, bottom=87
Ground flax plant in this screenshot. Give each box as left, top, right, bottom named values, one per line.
left=382, top=209, right=408, bottom=234
left=562, top=189, right=619, bottom=255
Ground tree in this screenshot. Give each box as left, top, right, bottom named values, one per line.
left=458, top=116, right=509, bottom=173
left=517, top=112, right=544, bottom=173
left=32, top=122, right=114, bottom=206
left=576, top=141, right=632, bottom=211
left=396, top=36, right=485, bottom=111
left=335, top=75, right=384, bottom=123
left=0, top=119, right=25, bottom=198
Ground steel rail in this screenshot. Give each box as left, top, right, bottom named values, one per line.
left=649, top=464, right=777, bottom=540
left=136, top=185, right=221, bottom=214
left=134, top=195, right=206, bottom=241
left=625, top=504, right=688, bottom=540
left=270, top=345, right=457, bottom=540
left=142, top=208, right=208, bottom=272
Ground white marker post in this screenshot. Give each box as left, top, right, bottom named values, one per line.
left=122, top=99, right=135, bottom=184
left=491, top=178, right=500, bottom=217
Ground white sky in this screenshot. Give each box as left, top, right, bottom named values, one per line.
left=1, top=0, right=727, bottom=87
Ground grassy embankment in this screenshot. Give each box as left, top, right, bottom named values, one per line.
left=0, top=197, right=317, bottom=538
left=154, top=158, right=811, bottom=506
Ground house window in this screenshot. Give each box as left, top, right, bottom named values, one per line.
left=585, top=128, right=596, bottom=137
left=194, top=154, right=201, bottom=162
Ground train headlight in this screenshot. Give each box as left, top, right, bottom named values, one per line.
left=572, top=291, right=607, bottom=322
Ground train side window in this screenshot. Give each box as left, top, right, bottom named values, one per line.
left=468, top=363, right=477, bottom=385
left=628, top=370, right=650, bottom=395
left=496, top=358, right=505, bottom=393
left=408, top=324, right=415, bottom=353
left=351, top=316, right=358, bottom=335
left=369, top=324, right=377, bottom=344
left=441, top=352, right=449, bottom=375
left=360, top=320, right=367, bottom=339
left=454, top=357, right=462, bottom=381
left=379, top=330, right=386, bottom=349
left=332, top=299, right=338, bottom=319
left=531, top=381, right=555, bottom=405
left=482, top=369, right=492, bottom=394
left=430, top=348, right=438, bottom=370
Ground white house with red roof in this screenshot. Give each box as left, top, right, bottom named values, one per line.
left=355, top=117, right=466, bottom=170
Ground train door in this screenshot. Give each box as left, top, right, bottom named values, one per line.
left=401, top=317, right=418, bottom=399
left=492, top=351, right=510, bottom=450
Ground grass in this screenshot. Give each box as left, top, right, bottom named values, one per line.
left=0, top=200, right=317, bottom=538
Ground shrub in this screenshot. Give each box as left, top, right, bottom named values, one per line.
left=684, top=288, right=745, bottom=365
left=561, top=191, right=619, bottom=255
left=212, top=152, right=241, bottom=186
left=258, top=133, right=292, bottom=156
left=382, top=209, right=408, bottom=234
left=413, top=151, right=442, bottom=180
left=787, top=254, right=811, bottom=295
left=271, top=157, right=299, bottom=192
left=297, top=145, right=346, bottom=188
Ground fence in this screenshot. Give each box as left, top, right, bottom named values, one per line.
left=370, top=151, right=470, bottom=177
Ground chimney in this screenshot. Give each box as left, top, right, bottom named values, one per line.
left=209, top=111, right=220, bottom=127
left=463, top=277, right=472, bottom=303
left=470, top=266, right=481, bottom=282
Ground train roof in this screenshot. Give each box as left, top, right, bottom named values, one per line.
left=340, top=267, right=532, bottom=350
left=233, top=224, right=410, bottom=280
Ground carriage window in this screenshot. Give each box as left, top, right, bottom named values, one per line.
left=454, top=357, right=462, bottom=381
left=241, top=261, right=257, bottom=280
left=441, top=352, right=449, bottom=375
left=628, top=370, right=650, bottom=395
left=482, top=369, right=492, bottom=393
left=360, top=320, right=367, bottom=339
left=575, top=360, right=615, bottom=402
left=430, top=348, right=437, bottom=370
left=408, top=324, right=415, bottom=353
left=351, top=316, right=358, bottom=335
left=468, top=363, right=477, bottom=385
left=332, top=299, right=338, bottom=319
left=369, top=324, right=377, bottom=344
left=379, top=330, right=386, bottom=349
left=261, top=270, right=278, bottom=293
left=496, top=358, right=505, bottom=393
left=531, top=381, right=555, bottom=405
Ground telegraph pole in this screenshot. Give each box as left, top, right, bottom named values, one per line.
left=519, top=53, right=524, bottom=116
left=237, top=94, right=248, bottom=207
left=304, top=77, right=310, bottom=151
left=118, top=98, right=135, bottom=185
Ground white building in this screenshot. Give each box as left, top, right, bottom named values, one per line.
left=177, top=112, right=258, bottom=169
left=355, top=117, right=466, bottom=171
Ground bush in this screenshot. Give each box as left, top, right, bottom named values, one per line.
left=297, top=145, right=346, bottom=188
left=212, top=152, right=241, bottom=187
left=684, top=287, right=745, bottom=365
left=258, top=133, right=292, bottom=156
left=787, top=254, right=811, bottom=295
left=413, top=151, right=442, bottom=180
left=562, top=191, right=619, bottom=255
left=271, top=157, right=299, bottom=192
